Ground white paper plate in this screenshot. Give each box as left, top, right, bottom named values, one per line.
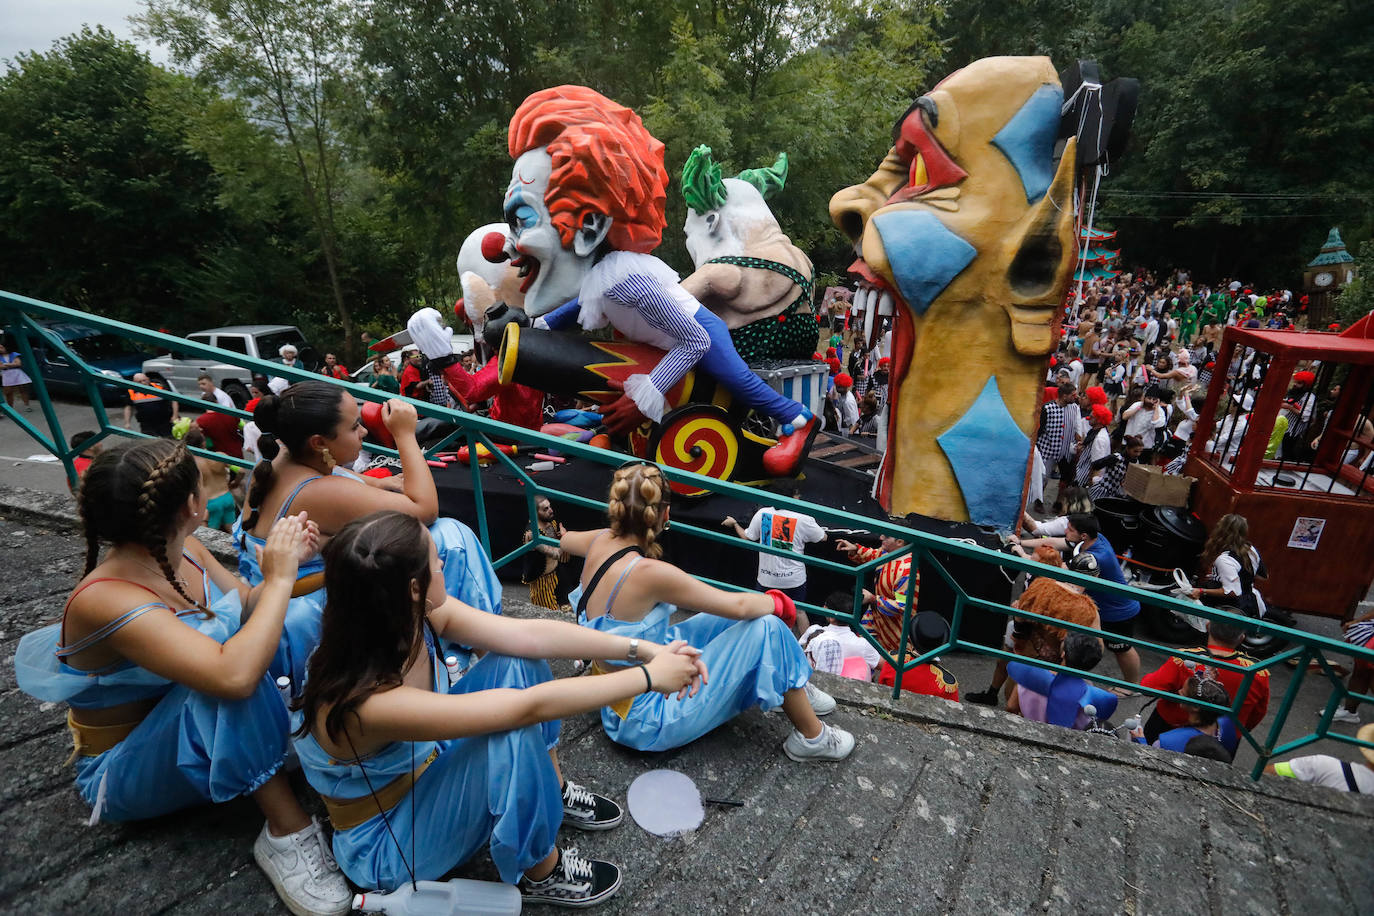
left=626, top=769, right=704, bottom=837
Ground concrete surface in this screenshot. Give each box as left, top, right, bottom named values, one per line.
left=3, top=490, right=1373, bottom=915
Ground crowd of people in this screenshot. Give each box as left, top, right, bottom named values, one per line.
left=11, top=264, right=1374, bottom=916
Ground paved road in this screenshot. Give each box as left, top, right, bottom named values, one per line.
left=0, top=392, right=147, bottom=491
left=3, top=512, right=1373, bottom=915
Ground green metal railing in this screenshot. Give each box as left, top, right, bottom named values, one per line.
left=5, top=288, right=1373, bottom=781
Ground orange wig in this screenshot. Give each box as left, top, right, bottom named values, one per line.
left=508, top=86, right=668, bottom=255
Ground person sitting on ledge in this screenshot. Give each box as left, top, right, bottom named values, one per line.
left=292, top=510, right=704, bottom=907
left=234, top=381, right=500, bottom=690
left=14, top=439, right=351, bottom=916
left=562, top=461, right=855, bottom=762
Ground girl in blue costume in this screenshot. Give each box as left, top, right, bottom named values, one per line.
left=292, top=511, right=705, bottom=907
left=234, top=381, right=500, bottom=690
left=13, top=439, right=351, bottom=916
left=563, top=462, right=855, bottom=761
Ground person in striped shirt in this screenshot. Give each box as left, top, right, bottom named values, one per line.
left=506, top=86, right=816, bottom=475
left=834, top=529, right=920, bottom=659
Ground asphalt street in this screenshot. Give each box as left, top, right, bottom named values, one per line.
left=0, top=391, right=181, bottom=491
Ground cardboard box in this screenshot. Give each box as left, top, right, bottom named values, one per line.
left=1124, top=463, right=1194, bottom=507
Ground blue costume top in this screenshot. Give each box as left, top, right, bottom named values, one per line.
left=570, top=547, right=811, bottom=752
left=233, top=469, right=504, bottom=684
left=14, top=554, right=289, bottom=823
left=1007, top=660, right=1118, bottom=729
left=293, top=626, right=563, bottom=890
left=15, top=553, right=240, bottom=709
left=1151, top=719, right=1239, bottom=757
left=295, top=625, right=446, bottom=801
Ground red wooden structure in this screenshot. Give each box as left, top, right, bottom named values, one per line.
left=1186, top=313, right=1374, bottom=619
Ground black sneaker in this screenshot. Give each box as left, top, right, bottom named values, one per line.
left=519, top=846, right=622, bottom=908
left=562, top=780, right=624, bottom=831
left=966, top=687, right=1000, bottom=707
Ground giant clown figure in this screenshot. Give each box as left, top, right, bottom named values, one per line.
left=503, top=85, right=816, bottom=475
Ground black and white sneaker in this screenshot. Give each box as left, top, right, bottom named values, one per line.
left=519, top=846, right=622, bottom=908
left=562, top=780, right=624, bottom=830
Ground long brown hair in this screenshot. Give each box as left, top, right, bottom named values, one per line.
left=1202, top=513, right=1253, bottom=576
left=606, top=462, right=669, bottom=558
left=295, top=511, right=433, bottom=743
left=78, top=439, right=205, bottom=612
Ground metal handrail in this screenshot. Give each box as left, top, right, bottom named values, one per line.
left=4, top=288, right=1372, bottom=780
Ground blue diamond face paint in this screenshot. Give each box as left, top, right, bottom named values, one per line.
left=936, top=377, right=1031, bottom=526
left=871, top=210, right=976, bottom=317
left=991, top=84, right=1063, bottom=204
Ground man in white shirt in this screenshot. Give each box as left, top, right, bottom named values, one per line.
left=832, top=373, right=860, bottom=434
left=196, top=374, right=236, bottom=409
left=723, top=487, right=827, bottom=602
left=1065, top=351, right=1084, bottom=389
left=1122, top=388, right=1167, bottom=453
left=1142, top=315, right=1160, bottom=349
left=1266, top=724, right=1374, bottom=793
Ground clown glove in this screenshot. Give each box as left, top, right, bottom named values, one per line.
left=622, top=374, right=668, bottom=424
left=407, top=307, right=454, bottom=360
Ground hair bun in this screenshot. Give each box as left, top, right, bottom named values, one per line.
left=254, top=395, right=280, bottom=433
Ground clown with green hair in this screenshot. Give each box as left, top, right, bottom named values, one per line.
left=679, top=146, right=817, bottom=361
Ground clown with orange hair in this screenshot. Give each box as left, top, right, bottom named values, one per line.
left=504, top=86, right=815, bottom=474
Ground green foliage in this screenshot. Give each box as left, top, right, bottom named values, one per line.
left=1334, top=242, right=1373, bottom=325
left=0, top=28, right=229, bottom=323
left=3, top=0, right=1369, bottom=347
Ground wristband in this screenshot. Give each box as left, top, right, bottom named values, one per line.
left=627, top=638, right=639, bottom=663
left=766, top=589, right=797, bottom=628
left=641, top=664, right=653, bottom=693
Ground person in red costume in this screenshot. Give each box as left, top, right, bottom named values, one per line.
left=1138, top=617, right=1268, bottom=743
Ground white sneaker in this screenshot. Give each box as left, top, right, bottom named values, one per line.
left=804, top=682, right=836, bottom=716
left=783, top=723, right=856, bottom=762
left=253, top=817, right=351, bottom=916
left=1332, top=707, right=1361, bottom=724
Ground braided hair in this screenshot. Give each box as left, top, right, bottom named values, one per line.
left=1181, top=670, right=1230, bottom=728
left=242, top=381, right=345, bottom=534
left=78, top=439, right=206, bottom=613
left=606, top=462, right=669, bottom=558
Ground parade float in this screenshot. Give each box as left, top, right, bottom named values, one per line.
left=364, top=58, right=1136, bottom=637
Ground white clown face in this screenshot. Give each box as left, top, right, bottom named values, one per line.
left=505, top=148, right=597, bottom=316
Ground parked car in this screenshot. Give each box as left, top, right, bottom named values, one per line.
left=349, top=332, right=477, bottom=388
left=142, top=325, right=319, bottom=407
left=25, top=322, right=159, bottom=405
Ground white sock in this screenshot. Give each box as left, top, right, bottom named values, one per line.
left=802, top=725, right=829, bottom=744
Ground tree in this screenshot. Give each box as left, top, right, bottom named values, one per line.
left=1334, top=242, right=1374, bottom=326
left=140, top=0, right=365, bottom=359
left=0, top=28, right=229, bottom=322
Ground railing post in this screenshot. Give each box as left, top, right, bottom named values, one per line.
left=1254, top=645, right=1311, bottom=780
left=3, top=315, right=75, bottom=486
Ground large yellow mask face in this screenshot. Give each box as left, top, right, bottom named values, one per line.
left=830, top=56, right=1078, bottom=525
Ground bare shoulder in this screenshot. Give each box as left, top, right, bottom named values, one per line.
left=66, top=573, right=169, bottom=628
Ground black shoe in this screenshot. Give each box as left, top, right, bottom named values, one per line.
left=562, top=780, right=624, bottom=831
left=519, top=846, right=622, bottom=908
left=966, top=687, right=1000, bottom=707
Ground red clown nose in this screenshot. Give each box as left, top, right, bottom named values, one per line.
left=480, top=231, right=509, bottom=263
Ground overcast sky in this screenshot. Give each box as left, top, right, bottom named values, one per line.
left=1, top=0, right=167, bottom=65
